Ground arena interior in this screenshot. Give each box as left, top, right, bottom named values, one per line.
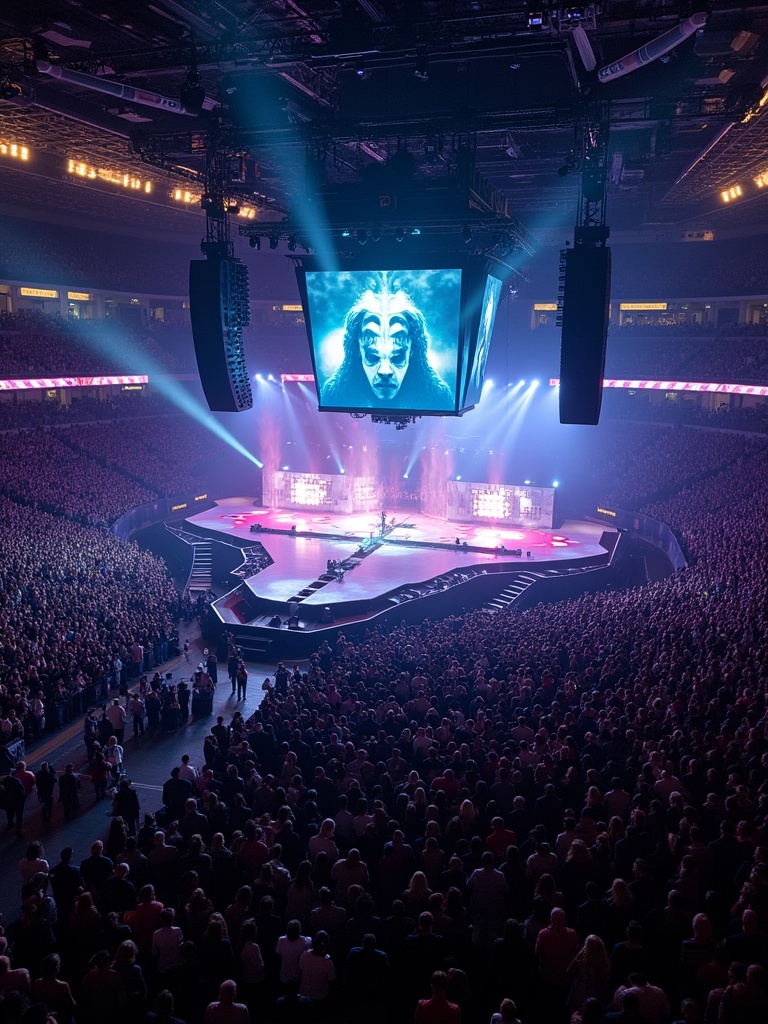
left=3, top=3, right=768, bottom=1024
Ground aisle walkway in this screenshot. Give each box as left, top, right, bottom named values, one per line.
left=0, top=637, right=281, bottom=924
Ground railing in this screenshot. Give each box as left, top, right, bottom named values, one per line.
left=591, top=507, right=688, bottom=572
left=111, top=490, right=213, bottom=541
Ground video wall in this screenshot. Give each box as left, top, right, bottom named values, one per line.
left=446, top=481, right=555, bottom=530
left=264, top=471, right=380, bottom=513
left=296, top=257, right=508, bottom=418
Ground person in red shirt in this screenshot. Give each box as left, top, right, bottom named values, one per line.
left=486, top=818, right=517, bottom=861
left=431, top=769, right=460, bottom=802
left=13, top=761, right=36, bottom=798
left=415, top=970, right=461, bottom=1024
left=535, top=907, right=580, bottom=988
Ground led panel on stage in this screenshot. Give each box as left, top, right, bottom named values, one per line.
left=263, top=471, right=380, bottom=514
left=446, top=481, right=555, bottom=530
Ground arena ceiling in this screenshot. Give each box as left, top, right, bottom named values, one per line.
left=2, top=1, right=768, bottom=244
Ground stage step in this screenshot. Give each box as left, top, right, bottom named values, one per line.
left=188, top=541, right=213, bottom=593
left=165, top=524, right=213, bottom=594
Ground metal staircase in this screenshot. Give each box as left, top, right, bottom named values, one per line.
left=485, top=569, right=567, bottom=611
left=165, top=524, right=212, bottom=594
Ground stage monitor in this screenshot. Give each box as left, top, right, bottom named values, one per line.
left=296, top=256, right=508, bottom=418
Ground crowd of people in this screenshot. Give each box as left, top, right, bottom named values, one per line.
left=605, top=325, right=768, bottom=385
left=526, top=238, right=768, bottom=301
left=68, top=419, right=217, bottom=500
left=0, top=219, right=192, bottom=296
left=0, top=431, right=157, bottom=525
left=0, top=414, right=233, bottom=522
left=0, top=421, right=767, bottom=1024
left=0, top=311, right=193, bottom=377
left=0, top=395, right=179, bottom=432
left=0, top=492, right=180, bottom=746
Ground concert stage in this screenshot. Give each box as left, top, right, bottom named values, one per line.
left=185, top=499, right=621, bottom=657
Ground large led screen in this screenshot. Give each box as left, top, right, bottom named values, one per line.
left=303, top=268, right=462, bottom=414
left=463, top=274, right=502, bottom=408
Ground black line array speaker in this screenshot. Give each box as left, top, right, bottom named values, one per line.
left=559, top=246, right=611, bottom=425
left=189, top=258, right=253, bottom=412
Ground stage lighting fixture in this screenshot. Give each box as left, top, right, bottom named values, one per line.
left=395, top=227, right=405, bottom=242
left=227, top=200, right=240, bottom=214
left=553, top=480, right=559, bottom=487
left=370, top=226, right=381, bottom=242
left=527, top=10, right=545, bottom=28
left=414, top=50, right=429, bottom=80
left=357, top=228, right=368, bottom=245
left=341, top=228, right=352, bottom=237
left=269, top=235, right=279, bottom=250
left=355, top=60, right=365, bottom=77
left=462, top=224, right=473, bottom=244
left=249, top=236, right=261, bottom=250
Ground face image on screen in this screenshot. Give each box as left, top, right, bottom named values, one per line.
left=306, top=269, right=461, bottom=412
left=464, top=274, right=502, bottom=407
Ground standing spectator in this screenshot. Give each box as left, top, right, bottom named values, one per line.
left=276, top=919, right=312, bottom=985
left=466, top=851, right=509, bottom=950
left=35, top=762, right=57, bottom=827
left=298, top=930, right=336, bottom=1005
left=48, top=847, right=83, bottom=924
left=0, top=773, right=27, bottom=837
left=106, top=698, right=127, bottom=744
left=18, top=841, right=49, bottom=886
left=58, top=763, right=82, bottom=821
left=106, top=735, right=125, bottom=784
left=236, top=661, right=248, bottom=703
left=205, top=979, right=250, bottom=1024
left=130, top=694, right=145, bottom=739
left=536, top=908, right=580, bottom=990
left=206, top=650, right=219, bottom=686
left=80, top=841, right=114, bottom=899
left=414, top=970, right=462, bottom=1024
left=33, top=952, right=76, bottom=1024
left=13, top=761, right=36, bottom=799
left=152, top=908, right=185, bottom=976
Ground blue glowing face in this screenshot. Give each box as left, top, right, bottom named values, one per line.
left=359, top=301, right=413, bottom=400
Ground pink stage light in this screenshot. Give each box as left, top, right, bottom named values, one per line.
left=0, top=374, right=149, bottom=391
left=549, top=377, right=768, bottom=395
left=280, top=373, right=316, bottom=383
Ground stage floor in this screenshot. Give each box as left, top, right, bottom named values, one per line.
left=187, top=499, right=613, bottom=609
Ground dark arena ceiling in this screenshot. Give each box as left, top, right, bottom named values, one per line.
left=3, top=0, right=768, bottom=246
